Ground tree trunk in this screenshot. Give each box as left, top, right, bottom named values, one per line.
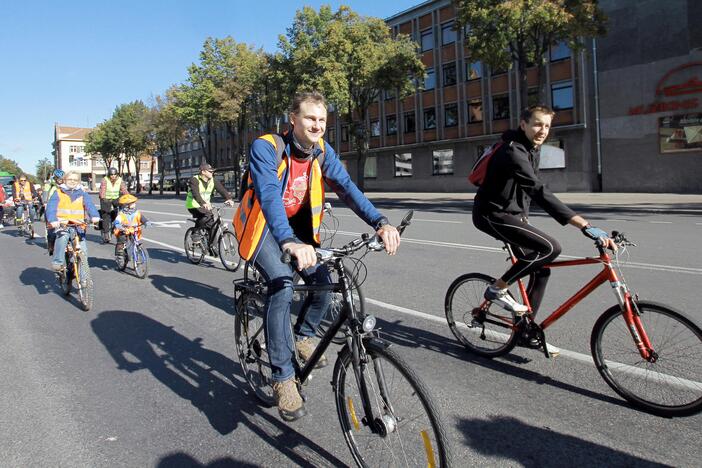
left=173, top=137, right=181, bottom=197
left=518, top=64, right=529, bottom=114
left=536, top=61, right=548, bottom=105
left=352, top=107, right=369, bottom=192
left=148, top=156, right=155, bottom=195
left=197, top=131, right=208, bottom=164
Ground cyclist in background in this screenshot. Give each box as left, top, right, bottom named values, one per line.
left=472, top=104, right=615, bottom=345
left=46, top=171, right=100, bottom=272
left=185, top=162, right=234, bottom=251
left=44, top=170, right=65, bottom=255
left=13, top=174, right=38, bottom=224
left=113, top=194, right=149, bottom=260
left=99, top=167, right=128, bottom=244
left=0, top=183, right=6, bottom=228
left=235, top=91, right=400, bottom=421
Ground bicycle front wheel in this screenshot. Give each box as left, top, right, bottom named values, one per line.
left=234, top=292, right=275, bottom=407
left=134, top=244, right=149, bottom=279
left=76, top=253, right=94, bottom=311
left=184, top=227, right=205, bottom=264
left=333, top=339, right=452, bottom=467
left=218, top=230, right=241, bottom=272
left=316, top=268, right=363, bottom=345
left=591, top=301, right=702, bottom=417
left=445, top=273, right=519, bottom=358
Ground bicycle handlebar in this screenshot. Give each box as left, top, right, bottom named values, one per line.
left=281, top=210, right=414, bottom=265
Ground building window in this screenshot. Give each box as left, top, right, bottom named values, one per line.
left=552, top=81, right=573, bottom=110
left=441, top=22, right=456, bottom=46
left=424, top=108, right=436, bottom=129
left=364, top=155, right=377, bottom=179
left=424, top=68, right=436, bottom=91
left=327, top=128, right=335, bottom=145
left=442, top=62, right=457, bottom=86
left=528, top=88, right=539, bottom=107
left=394, top=153, right=412, bottom=177
left=468, top=99, right=483, bottom=123
left=386, top=115, right=397, bottom=135
left=420, top=29, right=433, bottom=52
left=466, top=61, right=482, bottom=80
left=550, top=41, right=571, bottom=62
left=492, top=95, right=510, bottom=120
left=404, top=112, right=416, bottom=133
left=432, top=149, right=454, bottom=175
left=444, top=104, right=458, bottom=127
left=341, top=126, right=349, bottom=142
left=370, top=120, right=381, bottom=137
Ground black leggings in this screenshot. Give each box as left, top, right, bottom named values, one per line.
left=473, top=211, right=561, bottom=315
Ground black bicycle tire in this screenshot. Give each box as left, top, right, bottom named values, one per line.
left=315, top=271, right=363, bottom=345
left=219, top=230, right=242, bottom=272
left=134, top=244, right=149, bottom=279
left=76, top=252, right=94, bottom=311
left=445, top=272, right=519, bottom=358
left=333, top=339, right=453, bottom=467
left=234, top=292, right=275, bottom=407
left=591, top=301, right=702, bottom=417
left=184, top=227, right=204, bottom=264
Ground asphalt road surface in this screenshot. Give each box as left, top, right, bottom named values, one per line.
left=1, top=194, right=700, bottom=467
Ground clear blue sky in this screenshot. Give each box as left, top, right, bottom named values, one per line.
left=0, top=0, right=421, bottom=176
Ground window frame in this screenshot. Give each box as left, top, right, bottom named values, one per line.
left=432, top=148, right=454, bottom=176
left=394, top=152, right=413, bottom=178
left=423, top=107, right=437, bottom=130
left=551, top=80, right=574, bottom=111
left=442, top=62, right=457, bottom=87
left=420, top=29, right=433, bottom=52
left=404, top=111, right=416, bottom=133
left=467, top=98, right=483, bottom=123
left=386, top=115, right=398, bottom=136
left=492, top=94, right=510, bottom=120
left=441, top=21, right=456, bottom=46
left=444, top=103, right=458, bottom=127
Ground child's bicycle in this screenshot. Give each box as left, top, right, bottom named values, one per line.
left=16, top=201, right=36, bottom=239
left=445, top=231, right=702, bottom=417
left=115, top=225, right=149, bottom=279
left=55, top=220, right=95, bottom=311
left=234, top=211, right=453, bottom=467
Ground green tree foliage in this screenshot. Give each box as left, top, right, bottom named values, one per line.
left=148, top=87, right=187, bottom=195
left=0, top=154, right=26, bottom=177
left=278, top=6, right=424, bottom=189
left=85, top=119, right=121, bottom=172
left=113, top=101, right=150, bottom=192
left=454, top=0, right=606, bottom=110
left=35, top=157, right=54, bottom=181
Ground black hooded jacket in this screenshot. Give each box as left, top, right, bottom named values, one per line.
left=473, top=128, right=575, bottom=225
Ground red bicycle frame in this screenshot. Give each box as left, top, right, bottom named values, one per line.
left=508, top=246, right=655, bottom=361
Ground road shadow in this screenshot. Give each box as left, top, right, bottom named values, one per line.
left=457, top=415, right=667, bottom=467
left=19, top=266, right=57, bottom=295
left=91, top=311, right=346, bottom=466
left=150, top=274, right=233, bottom=315
left=147, top=247, right=191, bottom=265
left=89, top=255, right=117, bottom=271
left=372, top=316, right=628, bottom=410
left=156, top=453, right=259, bottom=468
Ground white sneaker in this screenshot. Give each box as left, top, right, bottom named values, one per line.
left=545, top=343, right=560, bottom=357
left=0, top=223, right=4, bottom=228
left=484, top=286, right=528, bottom=313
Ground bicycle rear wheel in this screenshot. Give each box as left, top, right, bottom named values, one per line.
left=219, top=230, right=241, bottom=272
left=234, top=291, right=275, bottom=407
left=134, top=244, right=149, bottom=279
left=184, top=227, right=205, bottom=264
left=333, top=339, right=452, bottom=467
left=591, top=301, right=702, bottom=417
left=445, top=273, right=520, bottom=358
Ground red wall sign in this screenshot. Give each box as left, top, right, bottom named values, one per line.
left=629, top=62, right=702, bottom=115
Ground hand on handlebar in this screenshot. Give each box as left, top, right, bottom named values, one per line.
left=582, top=225, right=618, bottom=251
left=224, top=199, right=234, bottom=207
left=204, top=202, right=213, bottom=211
left=376, top=224, right=400, bottom=255
left=282, top=242, right=316, bottom=270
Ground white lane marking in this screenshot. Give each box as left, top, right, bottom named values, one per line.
left=335, top=230, right=702, bottom=275
left=140, top=210, right=192, bottom=218
left=150, top=220, right=187, bottom=228
left=142, top=237, right=219, bottom=263
left=649, top=221, right=673, bottom=224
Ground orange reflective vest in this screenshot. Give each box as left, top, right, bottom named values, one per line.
left=113, top=211, right=143, bottom=239
left=13, top=181, right=33, bottom=201
left=56, top=191, right=85, bottom=223
left=234, top=134, right=325, bottom=261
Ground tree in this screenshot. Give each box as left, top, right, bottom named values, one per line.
left=85, top=120, right=121, bottom=174
left=278, top=6, right=424, bottom=190
left=0, top=155, right=26, bottom=177
left=454, top=0, right=607, bottom=110
left=113, top=101, right=150, bottom=193
left=35, top=157, right=54, bottom=182
left=149, top=87, right=187, bottom=195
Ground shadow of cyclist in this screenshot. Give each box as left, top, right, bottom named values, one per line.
left=19, top=266, right=56, bottom=295
left=90, top=311, right=345, bottom=465
left=457, top=415, right=667, bottom=467
left=145, top=247, right=191, bottom=265
left=149, top=274, right=233, bottom=315
left=156, top=453, right=258, bottom=468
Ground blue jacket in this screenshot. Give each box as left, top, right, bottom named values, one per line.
left=249, top=134, right=386, bottom=246
left=46, top=185, right=100, bottom=234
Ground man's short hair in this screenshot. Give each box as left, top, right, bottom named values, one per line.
left=290, top=91, right=327, bottom=115
left=520, top=104, right=555, bottom=123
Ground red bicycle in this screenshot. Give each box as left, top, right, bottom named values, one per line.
left=445, top=232, right=702, bottom=417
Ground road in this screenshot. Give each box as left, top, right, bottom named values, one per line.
left=1, top=194, right=700, bottom=467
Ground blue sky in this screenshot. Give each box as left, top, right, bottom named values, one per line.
left=0, top=0, right=421, bottom=175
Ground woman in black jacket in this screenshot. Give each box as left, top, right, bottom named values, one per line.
left=473, top=105, right=616, bottom=326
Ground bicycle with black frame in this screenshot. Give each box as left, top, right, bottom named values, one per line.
left=184, top=204, right=241, bottom=271
left=234, top=211, right=452, bottom=467
left=55, top=219, right=95, bottom=311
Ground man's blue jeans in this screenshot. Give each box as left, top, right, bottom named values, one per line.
left=253, top=232, right=332, bottom=382
left=15, top=203, right=36, bottom=222
left=53, top=230, right=87, bottom=269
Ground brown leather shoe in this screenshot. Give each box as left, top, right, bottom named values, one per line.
left=273, top=379, right=306, bottom=421
left=296, top=337, right=328, bottom=368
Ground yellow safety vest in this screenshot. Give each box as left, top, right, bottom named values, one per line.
left=185, top=176, right=215, bottom=209
left=13, top=181, right=33, bottom=201
left=104, top=177, right=123, bottom=199
left=56, top=190, right=85, bottom=223
left=234, top=134, right=325, bottom=261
